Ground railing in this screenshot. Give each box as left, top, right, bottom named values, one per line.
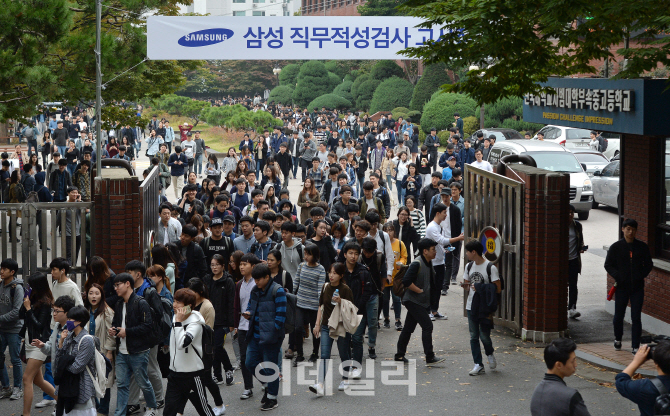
left=0, top=202, right=94, bottom=285
left=139, top=166, right=160, bottom=267
left=463, top=164, right=524, bottom=334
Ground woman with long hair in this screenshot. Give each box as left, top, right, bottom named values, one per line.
left=21, top=272, right=56, bottom=416
left=262, top=184, right=277, bottom=209
left=240, top=145, right=254, bottom=172
left=410, top=125, right=420, bottom=161
left=106, top=136, right=119, bottom=158
left=331, top=222, right=348, bottom=253
left=121, top=136, right=135, bottom=160
left=221, top=147, right=239, bottom=178
left=292, top=243, right=326, bottom=364
left=254, top=135, right=268, bottom=177
left=83, top=283, right=115, bottom=416
left=204, top=186, right=221, bottom=212
left=308, top=219, right=338, bottom=276
left=297, top=177, right=321, bottom=224
left=205, top=154, right=221, bottom=186
left=228, top=250, right=244, bottom=282
left=405, top=195, right=426, bottom=238
left=29, top=153, right=39, bottom=170
left=197, top=178, right=211, bottom=201
left=393, top=206, right=420, bottom=261
left=221, top=171, right=237, bottom=193
left=234, top=159, right=248, bottom=178
left=152, top=244, right=178, bottom=293
left=85, top=256, right=117, bottom=307
left=335, top=138, right=346, bottom=159
left=191, top=214, right=210, bottom=243
left=147, top=265, right=173, bottom=302
left=41, top=130, right=52, bottom=167
left=401, top=162, right=422, bottom=199
left=167, top=242, right=187, bottom=290
left=381, top=148, right=397, bottom=202
left=394, top=151, right=410, bottom=205
left=260, top=165, right=281, bottom=196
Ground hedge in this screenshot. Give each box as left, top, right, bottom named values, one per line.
left=369, top=77, right=414, bottom=114
left=278, top=63, right=301, bottom=87
left=351, top=74, right=370, bottom=102
left=306, top=94, right=352, bottom=111
left=355, top=79, right=381, bottom=110
left=370, top=60, right=405, bottom=81
left=268, top=85, right=294, bottom=105
left=409, top=62, right=451, bottom=112
left=420, top=93, right=477, bottom=133
left=328, top=72, right=342, bottom=91
left=333, top=80, right=354, bottom=103
left=292, top=61, right=334, bottom=109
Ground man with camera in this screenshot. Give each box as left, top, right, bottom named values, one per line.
left=615, top=342, right=670, bottom=416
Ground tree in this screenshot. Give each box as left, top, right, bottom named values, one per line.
left=370, top=60, right=405, bottom=81
left=358, top=0, right=407, bottom=16
left=279, top=63, right=301, bottom=87
left=328, top=72, right=343, bottom=91
left=333, top=81, right=355, bottom=103
left=351, top=74, right=370, bottom=101
left=268, top=86, right=294, bottom=105
left=369, top=77, right=414, bottom=113
left=307, top=94, right=352, bottom=111
left=410, top=62, right=451, bottom=112
left=355, top=79, right=382, bottom=111
left=180, top=60, right=285, bottom=98
left=202, top=104, right=247, bottom=127
left=292, top=61, right=334, bottom=109
left=182, top=100, right=209, bottom=128
left=228, top=110, right=283, bottom=132
left=400, top=0, right=670, bottom=105
left=421, top=92, right=477, bottom=132
left=152, top=94, right=208, bottom=127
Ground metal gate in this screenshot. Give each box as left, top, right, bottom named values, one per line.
left=139, top=166, right=160, bottom=267
left=463, top=164, right=524, bottom=333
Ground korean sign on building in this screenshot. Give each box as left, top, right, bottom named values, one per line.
left=147, top=16, right=445, bottom=60
left=523, top=78, right=670, bottom=135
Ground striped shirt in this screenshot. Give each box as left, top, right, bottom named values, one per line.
left=253, top=285, right=287, bottom=339
left=293, top=262, right=327, bottom=310
left=409, top=208, right=426, bottom=238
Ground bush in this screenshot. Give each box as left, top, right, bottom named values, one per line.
left=415, top=124, right=426, bottom=145
left=279, top=64, right=301, bottom=87
left=478, top=97, right=523, bottom=124
left=333, top=80, right=354, bottom=103
left=351, top=74, right=370, bottom=102
left=410, top=62, right=451, bottom=112
left=500, top=118, right=544, bottom=133
left=344, top=74, right=355, bottom=82
left=370, top=60, right=405, bottom=81
left=292, top=61, right=335, bottom=109
left=463, top=116, right=479, bottom=137
left=307, top=94, right=352, bottom=111
left=268, top=85, right=294, bottom=106
left=421, top=93, right=477, bottom=133
left=437, top=130, right=451, bottom=146
left=228, top=110, right=283, bottom=132
left=202, top=104, right=247, bottom=127
left=369, top=77, right=414, bottom=114
left=328, top=72, right=342, bottom=91
left=355, top=79, right=381, bottom=111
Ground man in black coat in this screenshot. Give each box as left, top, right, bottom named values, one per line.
left=567, top=205, right=586, bottom=319
left=179, top=224, right=208, bottom=287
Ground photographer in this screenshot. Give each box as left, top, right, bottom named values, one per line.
left=615, top=342, right=670, bottom=416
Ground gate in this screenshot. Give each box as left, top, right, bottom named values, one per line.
left=463, top=164, right=524, bottom=333
left=0, top=202, right=94, bottom=284
left=139, top=166, right=160, bottom=267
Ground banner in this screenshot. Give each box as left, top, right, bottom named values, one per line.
left=147, top=16, right=447, bottom=60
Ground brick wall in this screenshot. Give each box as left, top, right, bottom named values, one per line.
left=93, top=177, right=141, bottom=273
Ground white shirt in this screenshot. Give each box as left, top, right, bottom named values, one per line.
left=238, top=278, right=256, bottom=331
left=425, top=221, right=451, bottom=266
left=169, top=217, right=182, bottom=238
left=120, top=303, right=128, bottom=354
left=183, top=140, right=196, bottom=158
left=464, top=260, right=499, bottom=310
left=371, top=230, right=394, bottom=277
left=470, top=160, right=493, bottom=172
left=365, top=198, right=376, bottom=212
left=442, top=207, right=451, bottom=239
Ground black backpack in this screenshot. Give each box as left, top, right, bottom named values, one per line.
left=466, top=261, right=504, bottom=291
left=652, top=378, right=670, bottom=415
left=188, top=323, right=215, bottom=370
left=272, top=283, right=296, bottom=334
left=140, top=286, right=173, bottom=344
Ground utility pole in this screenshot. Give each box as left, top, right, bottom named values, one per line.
left=95, top=0, right=102, bottom=175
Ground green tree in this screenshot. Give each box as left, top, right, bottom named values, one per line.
left=307, top=94, right=352, bottom=111
left=370, top=60, right=405, bottom=81
left=228, top=110, right=282, bottom=132
left=333, top=81, right=354, bottom=103
left=421, top=93, right=477, bottom=132
left=355, top=79, right=382, bottom=110
left=400, top=0, right=670, bottom=105
left=358, top=0, right=407, bottom=16
left=369, top=77, right=414, bottom=113
left=328, top=72, right=343, bottom=91
left=202, top=104, right=247, bottom=127
left=351, top=74, right=370, bottom=101
left=292, top=61, right=334, bottom=109
left=268, top=86, right=294, bottom=105
left=410, top=62, right=451, bottom=112
left=279, top=63, right=301, bottom=87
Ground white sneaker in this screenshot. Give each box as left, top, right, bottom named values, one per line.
left=487, top=354, right=497, bottom=370
left=469, top=364, right=485, bottom=376
left=212, top=404, right=226, bottom=415
left=338, top=380, right=349, bottom=391
left=143, top=408, right=157, bottom=416
left=433, top=312, right=448, bottom=320
left=9, top=387, right=22, bottom=400
left=429, top=313, right=435, bottom=321
left=36, top=399, right=56, bottom=408
left=568, top=308, right=581, bottom=319
left=309, top=383, right=325, bottom=397
left=351, top=368, right=362, bottom=380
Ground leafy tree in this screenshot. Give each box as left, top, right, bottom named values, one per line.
left=228, top=110, right=283, bottom=132
left=370, top=60, right=405, bottom=81
left=268, top=86, right=294, bottom=105
left=410, top=62, right=451, bottom=112
left=180, top=60, right=284, bottom=98
left=344, top=74, right=355, bottom=82
left=152, top=94, right=208, bottom=127
left=307, top=94, right=352, bottom=111
left=202, top=104, right=248, bottom=127
left=400, top=0, right=670, bottom=105
left=181, top=100, right=209, bottom=128
left=328, top=72, right=343, bottom=91
left=421, top=93, right=477, bottom=132
left=333, top=81, right=354, bottom=103
left=369, top=77, right=414, bottom=113
left=463, top=116, right=479, bottom=137
left=279, top=63, right=301, bottom=87
left=358, top=0, right=407, bottom=16
left=99, top=105, right=150, bottom=131
left=351, top=74, right=370, bottom=101
left=292, top=61, right=334, bottom=108
left=355, top=79, right=382, bottom=110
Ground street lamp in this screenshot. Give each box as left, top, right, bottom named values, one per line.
left=273, top=65, right=282, bottom=85
left=469, top=65, right=485, bottom=129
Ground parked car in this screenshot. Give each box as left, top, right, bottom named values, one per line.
left=591, top=160, right=619, bottom=210
left=531, top=125, right=592, bottom=145
left=487, top=140, right=593, bottom=220
left=466, top=128, right=524, bottom=145
left=600, top=132, right=620, bottom=159
left=571, top=150, right=610, bottom=177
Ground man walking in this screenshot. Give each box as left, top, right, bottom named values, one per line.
left=0, top=258, right=24, bottom=400
left=168, top=146, right=188, bottom=200
left=567, top=205, right=586, bottom=319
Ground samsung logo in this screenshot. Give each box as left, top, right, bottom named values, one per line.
left=178, top=28, right=234, bottom=47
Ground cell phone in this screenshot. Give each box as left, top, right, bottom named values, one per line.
left=24, top=288, right=32, bottom=299
left=114, top=327, right=120, bottom=335
left=582, top=245, right=589, bottom=251
left=182, top=305, right=192, bottom=315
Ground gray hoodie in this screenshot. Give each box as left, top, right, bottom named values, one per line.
left=279, top=238, right=303, bottom=282
left=0, top=278, right=25, bottom=333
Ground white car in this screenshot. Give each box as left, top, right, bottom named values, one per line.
left=591, top=160, right=619, bottom=210
left=531, top=125, right=592, bottom=145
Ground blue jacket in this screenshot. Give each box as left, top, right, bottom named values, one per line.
left=21, top=174, right=36, bottom=194
left=439, top=151, right=459, bottom=168
left=615, top=373, right=670, bottom=416
left=239, top=140, right=254, bottom=152
left=459, top=147, right=475, bottom=169
left=246, top=281, right=286, bottom=345
left=250, top=239, right=276, bottom=261
left=270, top=133, right=286, bottom=154
left=34, top=173, right=53, bottom=202
left=168, top=153, right=188, bottom=177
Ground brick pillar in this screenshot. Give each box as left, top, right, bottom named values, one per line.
left=509, top=165, right=570, bottom=343
left=93, top=176, right=141, bottom=273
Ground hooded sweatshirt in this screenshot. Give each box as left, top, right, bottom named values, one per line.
left=34, top=172, right=53, bottom=202
left=169, top=310, right=206, bottom=374
left=279, top=238, right=303, bottom=281
left=0, top=278, right=25, bottom=333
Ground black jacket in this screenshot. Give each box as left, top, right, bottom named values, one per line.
left=307, top=236, right=338, bottom=276
left=275, top=151, right=292, bottom=174
left=393, top=219, right=420, bottom=258
left=20, top=303, right=52, bottom=342
left=183, top=241, right=208, bottom=281
left=604, top=238, right=653, bottom=292
left=343, top=262, right=374, bottom=313
left=373, top=186, right=391, bottom=220
left=446, top=204, right=463, bottom=240
left=570, top=220, right=585, bottom=273
left=178, top=197, right=205, bottom=224
left=112, top=292, right=154, bottom=354
left=203, top=272, right=236, bottom=328
left=418, top=184, right=440, bottom=219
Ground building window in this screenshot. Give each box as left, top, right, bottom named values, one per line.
left=283, top=11, right=290, bottom=15
left=233, top=0, right=245, bottom=3
left=233, top=11, right=245, bottom=15
left=253, top=0, right=265, bottom=3
left=253, top=11, right=265, bottom=15
left=657, top=139, right=670, bottom=260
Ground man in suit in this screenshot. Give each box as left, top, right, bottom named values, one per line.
left=288, top=130, right=303, bottom=180
left=239, top=133, right=254, bottom=153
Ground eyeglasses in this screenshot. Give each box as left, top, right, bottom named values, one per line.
left=113, top=283, right=126, bottom=288
left=52, top=309, right=64, bottom=314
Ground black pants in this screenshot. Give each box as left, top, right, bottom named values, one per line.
left=300, top=159, right=310, bottom=182
left=185, top=158, right=194, bottom=179
left=163, top=371, right=214, bottom=416
left=237, top=330, right=254, bottom=390
left=568, top=258, right=580, bottom=309
left=213, top=326, right=233, bottom=380
left=431, top=263, right=447, bottom=312
left=614, top=287, right=645, bottom=348
left=295, top=307, right=319, bottom=357
left=396, top=301, right=434, bottom=358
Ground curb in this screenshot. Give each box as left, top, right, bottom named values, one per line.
left=575, top=350, right=657, bottom=377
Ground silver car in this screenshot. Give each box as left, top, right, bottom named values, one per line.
left=591, top=160, right=619, bottom=210
left=572, top=150, right=610, bottom=177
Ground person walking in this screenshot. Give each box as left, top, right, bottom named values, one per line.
left=567, top=205, right=586, bottom=319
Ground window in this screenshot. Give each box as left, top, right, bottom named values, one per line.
left=600, top=161, right=618, bottom=177
left=283, top=11, right=290, bottom=15
left=253, top=0, right=265, bottom=3
left=253, top=11, right=265, bottom=15
left=233, top=10, right=245, bottom=15
left=233, top=0, right=245, bottom=2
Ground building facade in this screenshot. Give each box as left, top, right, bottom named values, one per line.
left=180, top=0, right=299, bottom=17
left=301, top=0, right=364, bottom=16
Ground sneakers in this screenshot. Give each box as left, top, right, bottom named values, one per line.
left=308, top=353, right=318, bottom=363
left=614, top=340, right=622, bottom=351
left=395, top=321, right=403, bottom=331
left=383, top=319, right=391, bottom=329
left=309, top=383, right=325, bottom=397
left=240, top=389, right=253, bottom=400
left=35, top=399, right=56, bottom=408
left=394, top=354, right=409, bottom=363
left=426, top=356, right=445, bottom=366
left=338, top=380, right=349, bottom=391
left=143, top=408, right=157, bottom=416
left=233, top=361, right=241, bottom=371
left=433, top=312, right=448, bottom=320
left=213, top=375, right=225, bottom=385
left=351, top=368, right=362, bottom=380
left=429, top=313, right=435, bottom=321
left=9, top=387, right=22, bottom=400
left=212, top=404, right=226, bottom=416
left=487, top=354, right=497, bottom=370
left=261, top=399, right=278, bottom=411
left=451, top=278, right=458, bottom=285
left=156, top=400, right=165, bottom=409
left=225, top=370, right=235, bottom=386
left=632, top=348, right=638, bottom=355
left=293, top=355, right=305, bottom=367
left=441, top=290, right=448, bottom=296
left=469, top=364, right=485, bottom=376
left=568, top=308, right=581, bottom=319
left=127, top=404, right=142, bottom=415
left=284, top=349, right=294, bottom=359
left=0, top=386, right=11, bottom=399
left=369, top=348, right=377, bottom=359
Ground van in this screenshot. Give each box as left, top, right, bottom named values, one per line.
left=487, top=140, right=593, bottom=220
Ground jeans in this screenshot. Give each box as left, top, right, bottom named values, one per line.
left=300, top=159, right=310, bottom=182
left=318, top=325, right=351, bottom=384
left=467, top=310, right=494, bottom=366
left=42, top=154, right=49, bottom=168
left=237, top=330, right=253, bottom=390
left=57, top=145, right=67, bottom=156
left=115, top=351, right=156, bottom=416
left=396, top=301, right=434, bottom=358
left=194, top=153, right=203, bottom=175
left=396, top=179, right=405, bottom=206
left=0, top=332, right=22, bottom=388
left=96, top=387, right=111, bottom=415
left=67, top=162, right=77, bottom=177
left=295, top=307, right=319, bottom=357
left=568, top=258, right=580, bottom=309
left=291, top=156, right=299, bottom=178
left=431, top=264, right=447, bottom=312
left=43, top=362, right=54, bottom=400
left=386, top=175, right=394, bottom=191
left=129, top=345, right=163, bottom=404
left=352, top=296, right=378, bottom=363
left=614, top=287, right=644, bottom=348
left=245, top=339, right=281, bottom=399
left=165, top=141, right=172, bottom=154
left=27, top=140, right=38, bottom=156
left=213, top=326, right=233, bottom=380
left=382, top=286, right=401, bottom=320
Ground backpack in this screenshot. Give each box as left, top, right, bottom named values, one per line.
left=141, top=286, right=173, bottom=344
left=13, top=182, right=26, bottom=203
left=78, top=335, right=111, bottom=399
left=187, top=322, right=215, bottom=370
left=652, top=378, right=670, bottom=415
left=392, top=263, right=410, bottom=297
left=358, top=252, right=384, bottom=295
left=466, top=261, right=504, bottom=291
left=272, top=283, right=297, bottom=334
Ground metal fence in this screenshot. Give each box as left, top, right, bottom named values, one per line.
left=0, top=202, right=94, bottom=285
left=139, top=166, right=160, bottom=267
left=463, top=164, right=524, bottom=334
